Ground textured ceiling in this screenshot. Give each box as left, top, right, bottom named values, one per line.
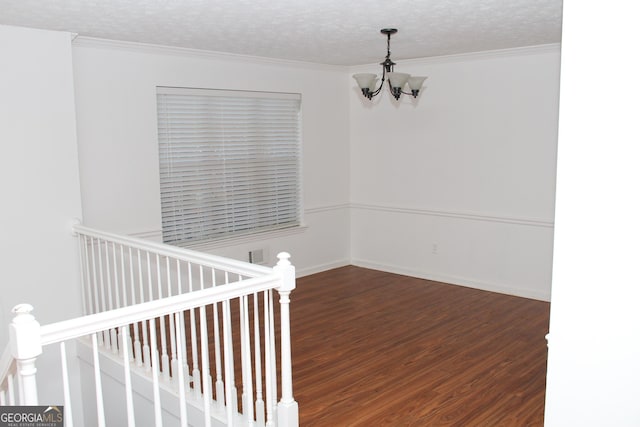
left=0, top=0, right=563, bottom=66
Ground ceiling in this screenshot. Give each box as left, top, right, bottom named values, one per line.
left=0, top=0, right=563, bottom=66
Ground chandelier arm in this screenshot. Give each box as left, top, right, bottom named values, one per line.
left=374, top=67, right=389, bottom=96
left=370, top=80, right=385, bottom=97
left=367, top=66, right=388, bottom=98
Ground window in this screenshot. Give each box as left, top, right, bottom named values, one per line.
left=156, top=87, right=302, bottom=246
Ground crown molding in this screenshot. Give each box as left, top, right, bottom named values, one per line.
left=72, top=36, right=347, bottom=73
left=71, top=36, right=558, bottom=72
left=349, top=43, right=561, bottom=72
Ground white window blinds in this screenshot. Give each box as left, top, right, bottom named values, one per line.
left=156, top=87, right=302, bottom=246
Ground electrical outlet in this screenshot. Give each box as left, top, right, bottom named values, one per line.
left=432, top=243, right=438, bottom=255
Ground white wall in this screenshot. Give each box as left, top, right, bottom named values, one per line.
left=0, top=29, right=559, bottom=336
left=349, top=46, right=560, bottom=300
left=72, top=40, right=352, bottom=275
left=72, top=40, right=560, bottom=299
left=0, top=25, right=83, bottom=347
left=0, top=25, right=84, bottom=412
left=544, top=2, right=640, bottom=425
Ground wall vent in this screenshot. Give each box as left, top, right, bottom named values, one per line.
left=249, top=248, right=265, bottom=265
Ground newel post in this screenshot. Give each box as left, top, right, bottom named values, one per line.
left=9, top=304, right=42, bottom=405
left=273, top=252, right=299, bottom=427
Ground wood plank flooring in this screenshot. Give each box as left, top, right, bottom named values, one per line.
left=290, top=266, right=550, bottom=426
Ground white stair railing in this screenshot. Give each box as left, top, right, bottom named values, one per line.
left=1, top=224, right=299, bottom=427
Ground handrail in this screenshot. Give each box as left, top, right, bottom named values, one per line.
left=72, top=223, right=273, bottom=278
left=3, top=223, right=298, bottom=426
left=40, top=273, right=280, bottom=346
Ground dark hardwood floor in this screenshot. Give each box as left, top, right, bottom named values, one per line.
left=290, top=266, right=550, bottom=426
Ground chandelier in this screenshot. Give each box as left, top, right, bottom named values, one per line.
left=353, top=29, right=427, bottom=101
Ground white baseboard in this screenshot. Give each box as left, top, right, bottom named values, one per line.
left=295, top=259, right=351, bottom=278
left=351, top=258, right=551, bottom=302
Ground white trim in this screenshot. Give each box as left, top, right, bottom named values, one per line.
left=73, top=37, right=558, bottom=72
left=351, top=202, right=554, bottom=228
left=304, top=203, right=350, bottom=214
left=351, top=258, right=551, bottom=302
left=183, top=225, right=309, bottom=251
left=127, top=229, right=163, bottom=240
left=350, top=43, right=561, bottom=71
left=128, top=202, right=548, bottom=248
left=295, top=259, right=351, bottom=278
left=72, top=36, right=347, bottom=72
left=129, top=225, right=309, bottom=251
left=126, top=203, right=348, bottom=244
left=157, top=86, right=301, bottom=100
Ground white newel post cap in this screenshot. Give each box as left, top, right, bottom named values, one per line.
left=275, top=252, right=296, bottom=292
left=9, top=304, right=43, bottom=360
left=276, top=252, right=291, bottom=266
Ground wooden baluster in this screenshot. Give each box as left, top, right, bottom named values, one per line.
left=96, top=239, right=107, bottom=315
left=89, top=237, right=100, bottom=315
left=240, top=293, right=255, bottom=426
left=59, top=342, right=74, bottom=427
left=111, top=243, right=120, bottom=308
left=177, top=263, right=189, bottom=393
left=264, top=290, right=274, bottom=427
left=148, top=319, right=163, bottom=427
left=78, top=234, right=91, bottom=316
left=128, top=247, right=142, bottom=367
left=213, top=301, right=224, bottom=411
left=120, top=326, right=136, bottom=426
left=223, top=298, right=237, bottom=425
left=106, top=242, right=117, bottom=353
left=91, top=333, right=106, bottom=427
left=188, top=262, right=200, bottom=396
left=163, top=257, right=174, bottom=382
left=145, top=252, right=155, bottom=369
left=169, top=260, right=179, bottom=382
left=120, top=245, right=128, bottom=307
left=157, top=255, right=169, bottom=381
left=200, top=303, right=213, bottom=427
left=269, top=289, right=278, bottom=424
left=138, top=249, right=150, bottom=370
left=254, top=292, right=265, bottom=427
left=174, top=313, right=189, bottom=427
left=120, top=245, right=134, bottom=362
left=211, top=269, right=225, bottom=410
left=89, top=237, right=105, bottom=348
left=7, top=374, right=16, bottom=405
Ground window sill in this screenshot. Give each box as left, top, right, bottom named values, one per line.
left=178, top=225, right=309, bottom=252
